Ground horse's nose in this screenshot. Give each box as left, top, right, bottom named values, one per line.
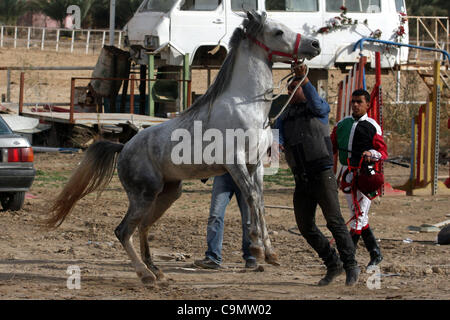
left=311, top=40, right=320, bottom=50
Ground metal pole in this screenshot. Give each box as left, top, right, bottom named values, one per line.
left=148, top=54, right=155, bottom=116
left=41, top=28, right=45, bottom=50
left=0, top=26, right=3, bottom=47
left=71, top=30, right=75, bottom=53
left=130, top=74, right=135, bottom=114
left=183, top=54, right=190, bottom=111
left=6, top=69, right=11, bottom=102
left=14, top=27, right=17, bottom=48
left=56, top=29, right=60, bottom=51
left=109, top=0, right=116, bottom=46
left=19, top=72, right=25, bottom=115
left=27, top=27, right=31, bottom=49
left=102, top=31, right=106, bottom=48
left=70, top=78, right=75, bottom=124
left=86, top=30, right=91, bottom=54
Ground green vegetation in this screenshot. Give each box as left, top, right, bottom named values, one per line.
left=264, top=168, right=295, bottom=188
left=0, top=0, right=27, bottom=25
left=34, top=169, right=70, bottom=188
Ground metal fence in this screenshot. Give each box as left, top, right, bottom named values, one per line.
left=0, top=25, right=124, bottom=55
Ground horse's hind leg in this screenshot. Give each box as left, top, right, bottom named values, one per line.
left=115, top=186, right=163, bottom=285
left=138, top=181, right=182, bottom=281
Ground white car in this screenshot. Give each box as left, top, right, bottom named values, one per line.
left=0, top=116, right=35, bottom=211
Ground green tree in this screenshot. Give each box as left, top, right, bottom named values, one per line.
left=89, top=0, right=141, bottom=29
left=0, top=0, right=28, bottom=25
left=406, top=0, right=449, bottom=17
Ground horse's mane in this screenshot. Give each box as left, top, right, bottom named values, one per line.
left=182, top=12, right=266, bottom=116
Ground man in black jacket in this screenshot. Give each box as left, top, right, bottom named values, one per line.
left=275, top=65, right=360, bottom=286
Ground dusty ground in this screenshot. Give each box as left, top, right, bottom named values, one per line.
left=0, top=48, right=449, bottom=301
left=0, top=151, right=449, bottom=300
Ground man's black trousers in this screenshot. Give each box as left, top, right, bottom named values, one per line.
left=293, top=168, right=357, bottom=270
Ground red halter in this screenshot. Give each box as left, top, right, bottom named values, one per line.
left=247, top=33, right=302, bottom=63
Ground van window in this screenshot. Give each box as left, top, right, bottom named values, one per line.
left=140, top=0, right=177, bottom=12
left=326, top=0, right=381, bottom=13
left=180, top=0, right=221, bottom=11
left=266, top=0, right=318, bottom=12
left=395, top=0, right=406, bottom=12
left=231, top=0, right=258, bottom=11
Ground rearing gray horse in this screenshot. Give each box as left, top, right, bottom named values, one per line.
left=45, top=11, right=321, bottom=285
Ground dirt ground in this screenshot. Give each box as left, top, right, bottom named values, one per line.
left=0, top=151, right=449, bottom=300
left=0, top=48, right=449, bottom=301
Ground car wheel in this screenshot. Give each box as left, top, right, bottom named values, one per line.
left=0, top=192, right=25, bottom=211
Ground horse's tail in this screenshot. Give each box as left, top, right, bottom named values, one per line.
left=45, top=140, right=124, bottom=229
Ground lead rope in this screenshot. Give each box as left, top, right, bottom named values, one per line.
left=266, top=62, right=309, bottom=127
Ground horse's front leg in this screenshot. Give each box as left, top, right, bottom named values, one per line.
left=225, top=163, right=265, bottom=261
left=251, top=163, right=280, bottom=266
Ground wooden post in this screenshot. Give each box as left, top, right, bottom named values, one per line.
left=19, top=72, right=24, bottom=115
left=69, top=78, right=75, bottom=124
left=130, top=74, right=135, bottom=114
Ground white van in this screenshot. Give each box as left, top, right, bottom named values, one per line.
left=123, top=0, right=409, bottom=69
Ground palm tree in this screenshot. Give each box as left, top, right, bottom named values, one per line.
left=0, top=0, right=28, bottom=25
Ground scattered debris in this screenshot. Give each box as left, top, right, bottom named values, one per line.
left=408, top=224, right=440, bottom=233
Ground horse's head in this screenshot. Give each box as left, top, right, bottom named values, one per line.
left=243, top=11, right=320, bottom=63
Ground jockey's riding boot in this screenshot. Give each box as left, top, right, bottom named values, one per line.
left=361, top=227, right=383, bottom=268
left=318, top=251, right=344, bottom=286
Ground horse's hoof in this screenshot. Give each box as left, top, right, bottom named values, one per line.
left=250, top=245, right=264, bottom=260
left=140, top=275, right=157, bottom=286
left=154, top=270, right=166, bottom=281
left=265, top=252, right=281, bottom=266
left=138, top=270, right=157, bottom=286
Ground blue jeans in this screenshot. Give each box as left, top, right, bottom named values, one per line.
left=205, top=173, right=255, bottom=264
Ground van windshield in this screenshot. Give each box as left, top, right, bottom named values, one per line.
left=326, top=0, right=381, bottom=13
left=265, top=0, right=318, bottom=12
left=140, top=0, right=178, bottom=13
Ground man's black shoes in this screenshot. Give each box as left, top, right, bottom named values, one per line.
left=318, top=261, right=344, bottom=286
left=345, top=266, right=361, bottom=286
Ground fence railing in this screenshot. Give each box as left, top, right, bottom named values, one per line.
left=0, top=25, right=124, bottom=54
left=407, top=16, right=449, bottom=62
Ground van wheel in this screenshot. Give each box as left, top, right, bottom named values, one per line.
left=0, top=192, right=25, bottom=211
